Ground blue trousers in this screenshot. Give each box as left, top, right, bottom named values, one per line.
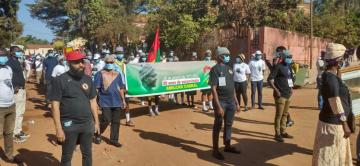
left=251, top=81, right=263, bottom=108
left=316, top=77, right=323, bottom=110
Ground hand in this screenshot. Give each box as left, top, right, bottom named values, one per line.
left=342, top=122, right=351, bottom=138
left=216, top=107, right=225, bottom=118
left=276, top=90, right=281, bottom=97
left=236, top=104, right=241, bottom=113
left=14, top=87, right=19, bottom=94
left=56, top=128, right=65, bottom=143
left=122, top=101, right=127, bottom=109
left=94, top=122, right=100, bottom=134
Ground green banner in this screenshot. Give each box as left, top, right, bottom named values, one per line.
left=125, top=61, right=216, bottom=97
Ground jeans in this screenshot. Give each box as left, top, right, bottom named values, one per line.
left=274, top=97, right=291, bottom=136
left=0, top=104, right=15, bottom=159
left=316, top=77, right=323, bottom=110
left=14, top=89, right=26, bottom=135
left=357, top=130, right=360, bottom=163
left=235, top=81, right=248, bottom=107
left=212, top=100, right=236, bottom=150
left=61, top=122, right=94, bottom=166
left=251, top=81, right=263, bottom=107
left=100, top=107, right=121, bottom=143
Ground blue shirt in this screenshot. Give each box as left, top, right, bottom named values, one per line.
left=43, top=57, right=58, bottom=81
left=94, top=71, right=124, bottom=108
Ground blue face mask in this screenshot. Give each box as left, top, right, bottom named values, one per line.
left=255, top=55, right=262, bottom=60
left=105, top=63, right=114, bottom=70
left=223, top=55, right=230, bottom=63
left=205, top=56, right=211, bottom=61
left=142, top=57, right=147, bottom=62
left=48, top=53, right=54, bottom=57
left=236, top=58, right=241, bottom=63
left=285, top=58, right=292, bottom=65
left=117, top=54, right=124, bottom=60
left=63, top=61, right=67, bottom=66
left=0, top=56, right=9, bottom=65
left=15, top=52, right=23, bottom=58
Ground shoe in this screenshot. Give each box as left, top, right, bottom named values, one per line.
left=7, top=156, right=23, bottom=164
left=19, top=131, right=30, bottom=139
left=154, top=107, right=160, bottom=115
left=126, top=121, right=135, bottom=127
left=212, top=150, right=225, bottom=160
left=258, top=107, right=265, bottom=110
left=244, top=107, right=249, bottom=112
left=274, top=135, right=284, bottom=142
left=149, top=109, right=155, bottom=117
left=141, top=101, right=145, bottom=106
left=224, top=146, right=241, bottom=154
left=202, top=108, right=209, bottom=112
left=14, top=134, right=27, bottom=143
left=181, top=103, right=187, bottom=107
left=94, top=134, right=102, bottom=144
left=286, top=120, right=295, bottom=127
left=110, top=141, right=122, bottom=148
left=281, top=133, right=294, bottom=139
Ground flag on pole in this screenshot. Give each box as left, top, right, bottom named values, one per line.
left=147, top=27, right=161, bottom=63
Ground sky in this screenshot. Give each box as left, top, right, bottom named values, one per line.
left=17, top=0, right=55, bottom=42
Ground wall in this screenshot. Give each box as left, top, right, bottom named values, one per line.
left=25, top=48, right=53, bottom=56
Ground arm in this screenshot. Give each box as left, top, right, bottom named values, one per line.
left=268, top=65, right=281, bottom=97
left=51, top=100, right=65, bottom=143
left=211, top=85, right=224, bottom=117
left=90, top=98, right=100, bottom=133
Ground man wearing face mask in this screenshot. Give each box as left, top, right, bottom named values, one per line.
left=248, top=50, right=266, bottom=110
left=268, top=51, right=295, bottom=142
left=83, top=51, right=93, bottom=77
left=92, top=53, right=105, bottom=77
left=6, top=46, right=29, bottom=143
left=209, top=47, right=241, bottom=160
left=0, top=49, right=23, bottom=164
left=233, top=53, right=251, bottom=112
left=43, top=50, right=59, bottom=108
left=49, top=51, right=100, bottom=166
left=201, top=49, right=214, bottom=112
left=51, top=56, right=69, bottom=78
left=94, top=54, right=126, bottom=147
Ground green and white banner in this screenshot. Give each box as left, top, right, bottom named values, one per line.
left=125, top=61, right=216, bottom=97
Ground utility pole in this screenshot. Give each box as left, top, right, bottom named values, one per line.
left=309, top=0, right=313, bottom=69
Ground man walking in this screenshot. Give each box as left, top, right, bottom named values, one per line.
left=201, top=50, right=214, bottom=112
left=249, top=50, right=266, bottom=110
left=0, top=49, right=22, bottom=164
left=43, top=50, right=58, bottom=107
left=233, top=53, right=251, bottom=112
left=94, top=55, right=126, bottom=147
left=209, top=47, right=241, bottom=160
left=6, top=46, right=29, bottom=143
left=49, top=51, right=100, bottom=166
left=268, top=51, right=295, bottom=142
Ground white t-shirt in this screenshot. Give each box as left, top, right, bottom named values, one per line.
left=35, top=60, right=43, bottom=72
left=51, top=65, right=68, bottom=77
left=0, top=66, right=15, bottom=107
left=95, top=60, right=105, bottom=70
left=249, top=59, right=266, bottom=81
left=25, top=59, right=32, bottom=71
left=233, top=63, right=251, bottom=82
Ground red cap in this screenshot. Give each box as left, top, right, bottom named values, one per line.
left=66, top=51, right=85, bottom=61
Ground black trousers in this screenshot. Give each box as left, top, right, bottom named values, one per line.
left=235, top=81, right=248, bottom=107
left=213, top=100, right=236, bottom=150
left=100, top=107, right=121, bottom=143
left=61, top=122, right=94, bottom=166
left=148, top=96, right=160, bottom=106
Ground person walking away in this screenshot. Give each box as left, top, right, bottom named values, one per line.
left=114, top=46, right=134, bottom=127
left=233, top=54, right=251, bottom=112
left=268, top=51, right=295, bottom=142
left=148, top=96, right=160, bottom=117
left=210, top=47, right=241, bottom=160
left=24, top=56, right=32, bottom=82
left=312, top=43, right=353, bottom=166
left=43, top=50, right=58, bottom=107
left=186, top=52, right=198, bottom=108
left=0, top=49, right=23, bottom=164
left=6, top=46, right=29, bottom=143
left=34, top=55, right=43, bottom=84
left=51, top=56, right=68, bottom=78
left=201, top=50, right=214, bottom=112
left=49, top=51, right=100, bottom=166
left=94, top=55, right=126, bottom=147
left=316, top=51, right=326, bottom=110
left=91, top=53, right=104, bottom=78
left=84, top=51, right=93, bottom=77
left=248, top=50, right=266, bottom=110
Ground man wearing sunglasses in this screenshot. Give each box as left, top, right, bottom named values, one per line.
left=49, top=51, right=100, bottom=166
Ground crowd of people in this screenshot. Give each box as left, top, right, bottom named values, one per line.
left=0, top=43, right=359, bottom=165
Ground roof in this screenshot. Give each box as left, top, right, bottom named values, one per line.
left=26, top=44, right=53, bottom=49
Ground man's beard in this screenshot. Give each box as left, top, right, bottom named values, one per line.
left=68, top=68, right=84, bottom=80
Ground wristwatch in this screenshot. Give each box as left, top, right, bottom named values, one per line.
left=339, top=113, right=347, bottom=122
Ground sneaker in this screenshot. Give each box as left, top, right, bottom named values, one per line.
left=258, top=107, right=265, bottom=110
left=212, top=150, right=225, bottom=160
left=286, top=120, right=295, bottom=127
left=126, top=121, right=135, bottom=127
left=13, top=135, right=26, bottom=143
left=149, top=109, right=155, bottom=117
left=154, top=108, right=160, bottom=116
left=274, top=135, right=284, bottom=142
left=224, top=146, right=241, bottom=154
left=7, top=156, right=23, bottom=164
left=110, top=141, right=122, bottom=148
left=181, top=103, right=187, bottom=107
left=94, top=134, right=102, bottom=144
left=281, top=133, right=294, bottom=139
left=244, top=107, right=249, bottom=112
left=19, top=131, right=30, bottom=139
left=141, top=101, right=145, bottom=106
left=202, top=108, right=209, bottom=112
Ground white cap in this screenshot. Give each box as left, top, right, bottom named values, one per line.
left=255, top=50, right=262, bottom=55
left=93, top=53, right=101, bottom=60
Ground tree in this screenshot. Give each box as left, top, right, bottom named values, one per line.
left=0, top=0, right=23, bottom=47
left=15, top=35, right=49, bottom=46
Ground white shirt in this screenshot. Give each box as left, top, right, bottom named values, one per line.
left=248, top=59, right=266, bottom=81
left=51, top=65, right=68, bottom=77
left=96, top=60, right=105, bottom=70
left=0, top=66, right=15, bottom=107
left=233, top=63, right=251, bottom=82
left=35, top=60, right=43, bottom=72
left=25, top=59, right=32, bottom=71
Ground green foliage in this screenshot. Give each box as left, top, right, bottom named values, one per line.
left=0, top=0, right=23, bottom=47
left=53, top=39, right=65, bottom=51
left=15, top=35, right=49, bottom=46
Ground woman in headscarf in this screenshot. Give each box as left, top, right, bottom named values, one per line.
left=312, top=43, right=353, bottom=166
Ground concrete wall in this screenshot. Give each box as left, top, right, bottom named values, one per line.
left=25, top=48, right=53, bottom=56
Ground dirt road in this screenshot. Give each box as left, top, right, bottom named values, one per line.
left=0, top=80, right=358, bottom=166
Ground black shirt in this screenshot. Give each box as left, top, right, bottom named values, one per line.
left=319, top=71, right=351, bottom=125
left=209, top=63, right=235, bottom=101
left=48, top=72, right=97, bottom=124
left=267, top=63, right=293, bottom=99
left=6, top=56, right=25, bottom=88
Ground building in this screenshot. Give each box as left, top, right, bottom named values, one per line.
left=25, top=44, right=53, bottom=56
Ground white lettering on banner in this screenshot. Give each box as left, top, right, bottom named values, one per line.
left=162, top=78, right=201, bottom=86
